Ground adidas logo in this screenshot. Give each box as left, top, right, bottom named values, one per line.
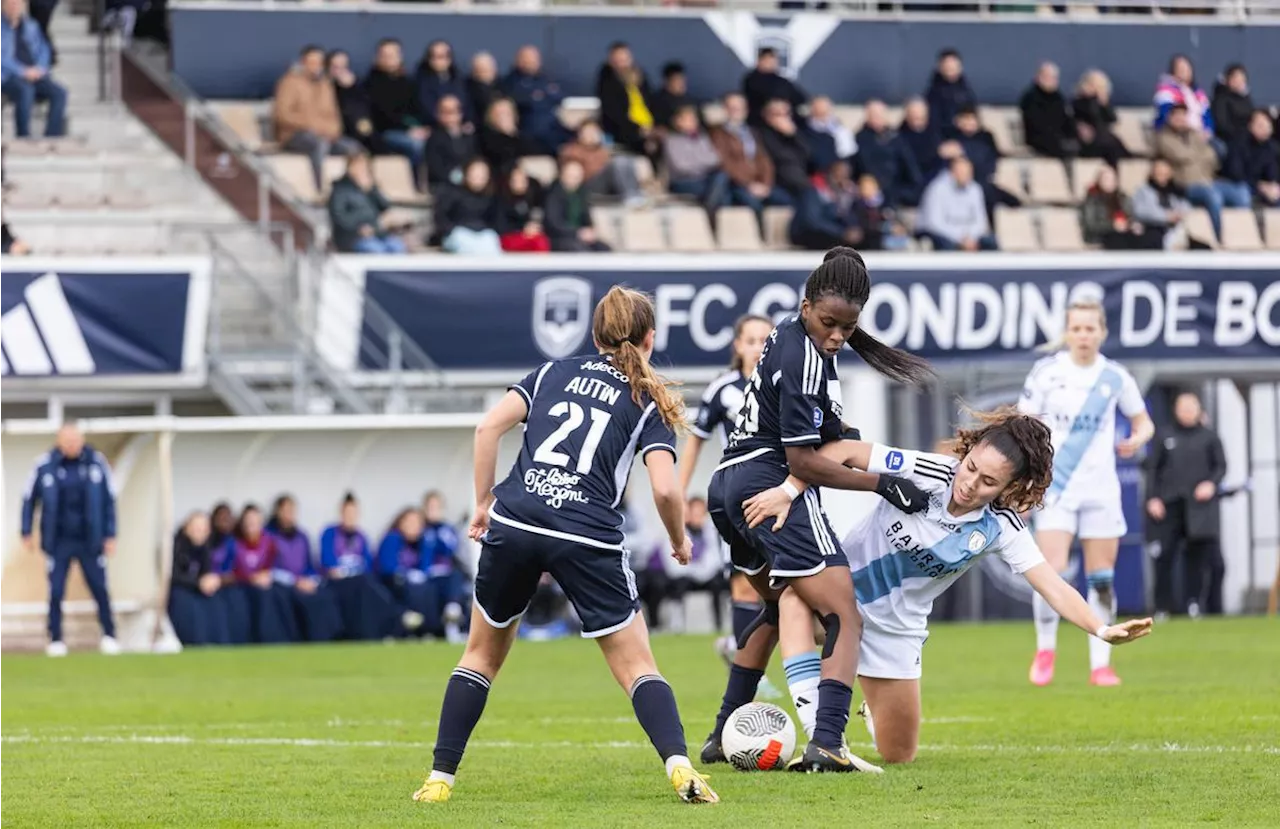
left=1, top=273, right=96, bottom=376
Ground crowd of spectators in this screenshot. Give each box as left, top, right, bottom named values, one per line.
left=255, top=34, right=1280, bottom=254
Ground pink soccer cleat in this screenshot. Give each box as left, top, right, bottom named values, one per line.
left=1029, top=649, right=1056, bottom=686
left=1089, top=666, right=1122, bottom=687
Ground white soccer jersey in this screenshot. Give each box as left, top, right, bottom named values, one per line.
left=1017, top=351, right=1146, bottom=504
left=845, top=444, right=1045, bottom=637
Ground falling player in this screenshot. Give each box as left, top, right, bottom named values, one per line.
left=1019, top=299, right=1154, bottom=686
left=743, top=409, right=1154, bottom=762
left=414, top=286, right=718, bottom=805
left=677, top=313, right=785, bottom=699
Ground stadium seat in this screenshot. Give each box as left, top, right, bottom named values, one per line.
left=1184, top=209, right=1219, bottom=250
left=994, top=207, right=1040, bottom=251
left=667, top=207, right=716, bottom=252
left=620, top=210, right=666, bottom=252
left=557, top=98, right=599, bottom=131
left=321, top=157, right=348, bottom=199
left=762, top=206, right=794, bottom=249
left=715, top=206, right=764, bottom=251
left=833, top=105, right=863, bottom=129
left=1265, top=209, right=1280, bottom=250
left=372, top=156, right=428, bottom=205
left=701, top=101, right=727, bottom=127
left=1072, top=158, right=1106, bottom=201
left=634, top=155, right=656, bottom=187
left=1221, top=208, right=1264, bottom=251
left=1027, top=159, right=1073, bottom=204
left=1039, top=208, right=1087, bottom=251
left=1113, top=110, right=1153, bottom=157
left=980, top=108, right=1021, bottom=157
left=269, top=155, right=321, bottom=203
left=519, top=156, right=558, bottom=187
left=1117, top=158, right=1150, bottom=195
left=993, top=159, right=1029, bottom=202
left=589, top=206, right=622, bottom=249
left=216, top=103, right=266, bottom=152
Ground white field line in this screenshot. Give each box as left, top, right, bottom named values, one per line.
left=3, top=733, right=1276, bottom=756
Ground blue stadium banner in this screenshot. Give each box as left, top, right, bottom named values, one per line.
left=327, top=254, right=1280, bottom=374
left=0, top=258, right=212, bottom=381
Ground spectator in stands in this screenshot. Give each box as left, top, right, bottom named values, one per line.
left=169, top=511, right=231, bottom=647
left=664, top=104, right=729, bottom=215
left=925, top=48, right=976, bottom=133
left=855, top=100, right=920, bottom=208
left=437, top=158, right=502, bottom=255
left=20, top=423, right=118, bottom=657
left=916, top=156, right=997, bottom=251
left=223, top=504, right=297, bottom=644
left=478, top=97, right=534, bottom=177
left=2, top=221, right=30, bottom=254
left=710, top=93, right=788, bottom=219
left=328, top=152, right=407, bottom=255
left=273, top=45, right=359, bottom=189
left=415, top=39, right=470, bottom=130
left=27, top=0, right=52, bottom=61
left=943, top=105, right=1019, bottom=215
left=545, top=159, right=610, bottom=252
left=320, top=494, right=402, bottom=641
left=1155, top=103, right=1249, bottom=238
left=467, top=52, right=500, bottom=133
left=1072, top=69, right=1129, bottom=169
left=659, top=496, right=726, bottom=632
left=650, top=61, right=693, bottom=130
left=496, top=165, right=550, bottom=253
left=759, top=99, right=811, bottom=200
left=560, top=119, right=644, bottom=206
left=595, top=41, right=660, bottom=163
left=503, top=45, right=569, bottom=156
left=1132, top=158, right=1195, bottom=249
left=267, top=494, right=340, bottom=642
left=1080, top=166, right=1163, bottom=250
left=365, top=38, right=429, bottom=177
left=1, top=0, right=67, bottom=138
left=209, top=501, right=233, bottom=556
left=1154, top=55, right=1213, bottom=139
left=420, top=491, right=466, bottom=643
left=376, top=508, right=433, bottom=638
left=898, top=97, right=942, bottom=206
left=790, top=159, right=861, bottom=251
left=1211, top=64, right=1254, bottom=146
left=326, top=50, right=375, bottom=152
left=1020, top=62, right=1076, bottom=160
left=805, top=95, right=856, bottom=172
left=743, top=46, right=806, bottom=129
left=1224, top=110, right=1280, bottom=207
left=853, top=173, right=909, bottom=251
left=424, top=94, right=475, bottom=189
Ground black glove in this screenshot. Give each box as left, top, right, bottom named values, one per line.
left=875, top=474, right=929, bottom=514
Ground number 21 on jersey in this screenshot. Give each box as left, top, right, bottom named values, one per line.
left=533, top=401, right=612, bottom=474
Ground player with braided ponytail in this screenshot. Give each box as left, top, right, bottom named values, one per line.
left=743, top=406, right=1153, bottom=764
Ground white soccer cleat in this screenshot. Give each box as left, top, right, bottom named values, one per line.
left=46, top=641, right=68, bottom=658
left=99, top=636, right=121, bottom=655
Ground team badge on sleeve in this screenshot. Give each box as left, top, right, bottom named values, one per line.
left=812, top=407, right=824, bottom=428
left=885, top=450, right=904, bottom=471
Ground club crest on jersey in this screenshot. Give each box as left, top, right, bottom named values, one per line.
left=884, top=450, right=904, bottom=471
left=531, top=276, right=591, bottom=359
left=812, top=407, right=824, bottom=428
left=967, top=530, right=987, bottom=552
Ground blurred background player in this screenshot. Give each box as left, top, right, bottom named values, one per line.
left=416, top=286, right=718, bottom=806
left=702, top=248, right=933, bottom=774
left=1019, top=299, right=1154, bottom=686
left=745, top=410, right=1154, bottom=763
left=677, top=312, right=783, bottom=699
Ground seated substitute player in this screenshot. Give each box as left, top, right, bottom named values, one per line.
left=703, top=248, right=935, bottom=774
left=743, top=408, right=1154, bottom=764
left=415, top=286, right=719, bottom=806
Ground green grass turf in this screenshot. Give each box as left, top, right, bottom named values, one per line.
left=3, top=617, right=1279, bottom=828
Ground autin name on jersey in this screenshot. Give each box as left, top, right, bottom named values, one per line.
left=564, top=374, right=623, bottom=407
left=884, top=520, right=962, bottom=579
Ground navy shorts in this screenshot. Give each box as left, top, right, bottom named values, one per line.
left=474, top=519, right=640, bottom=638
left=708, top=453, right=848, bottom=581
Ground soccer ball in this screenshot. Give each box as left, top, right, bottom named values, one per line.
left=721, top=702, right=796, bottom=771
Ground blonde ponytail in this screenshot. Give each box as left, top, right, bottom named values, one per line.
left=592, top=286, right=686, bottom=433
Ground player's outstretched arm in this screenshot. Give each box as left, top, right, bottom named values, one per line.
left=1022, top=563, right=1154, bottom=644
left=646, top=450, right=692, bottom=565
left=469, top=391, right=529, bottom=540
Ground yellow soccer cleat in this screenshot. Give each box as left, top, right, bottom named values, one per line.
left=412, top=778, right=452, bottom=804
left=670, top=765, right=719, bottom=804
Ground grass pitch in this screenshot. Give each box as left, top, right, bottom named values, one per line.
left=3, top=617, right=1278, bottom=827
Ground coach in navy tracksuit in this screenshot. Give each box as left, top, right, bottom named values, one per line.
left=20, top=424, right=119, bottom=656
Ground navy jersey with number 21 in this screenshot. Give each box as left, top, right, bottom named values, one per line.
left=490, top=356, right=678, bottom=547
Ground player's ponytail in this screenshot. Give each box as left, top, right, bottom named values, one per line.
left=805, top=247, right=934, bottom=386
left=952, top=406, right=1055, bottom=513
left=592, top=286, right=686, bottom=433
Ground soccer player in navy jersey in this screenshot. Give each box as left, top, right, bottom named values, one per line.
left=677, top=313, right=785, bottom=697
left=701, top=247, right=935, bottom=773
left=415, top=286, right=719, bottom=806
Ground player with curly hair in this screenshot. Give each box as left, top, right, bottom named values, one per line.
left=742, top=407, right=1154, bottom=765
